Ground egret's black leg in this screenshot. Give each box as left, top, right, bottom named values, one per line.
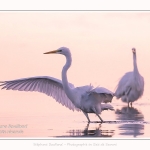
left=95, top=113, right=104, bottom=123
left=130, top=102, right=132, bottom=107
left=82, top=111, right=90, bottom=123
left=86, top=123, right=89, bottom=130
left=128, top=102, right=130, bottom=107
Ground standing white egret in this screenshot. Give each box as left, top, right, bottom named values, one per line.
left=0, top=47, right=114, bottom=123
left=114, top=48, right=144, bottom=107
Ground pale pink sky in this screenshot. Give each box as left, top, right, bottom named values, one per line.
left=0, top=12, right=150, bottom=87
left=0, top=11, right=150, bottom=115
left=0, top=12, right=150, bottom=138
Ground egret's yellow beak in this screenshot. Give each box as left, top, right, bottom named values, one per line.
left=43, top=50, right=58, bottom=54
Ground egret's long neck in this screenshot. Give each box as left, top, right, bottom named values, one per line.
left=133, top=53, right=139, bottom=75
left=62, top=53, right=73, bottom=98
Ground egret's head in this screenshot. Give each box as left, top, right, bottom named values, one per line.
left=44, top=47, right=71, bottom=56
left=132, top=48, right=136, bottom=54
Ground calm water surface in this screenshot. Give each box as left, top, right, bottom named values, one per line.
left=0, top=96, right=150, bottom=138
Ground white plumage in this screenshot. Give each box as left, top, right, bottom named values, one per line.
left=115, top=48, right=144, bottom=107
left=0, top=47, right=114, bottom=123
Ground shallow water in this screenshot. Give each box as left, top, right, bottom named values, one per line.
left=0, top=94, right=150, bottom=138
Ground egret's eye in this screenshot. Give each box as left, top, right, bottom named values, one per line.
left=58, top=50, right=62, bottom=52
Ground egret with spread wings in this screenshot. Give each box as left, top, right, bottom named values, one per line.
left=0, top=47, right=114, bottom=123
left=115, top=48, right=144, bottom=107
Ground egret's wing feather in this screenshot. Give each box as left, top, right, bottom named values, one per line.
left=90, top=86, right=114, bottom=96
left=0, top=76, right=80, bottom=112
left=101, top=103, right=114, bottom=111
left=89, top=86, right=114, bottom=103
left=115, top=72, right=133, bottom=98
left=76, top=85, right=114, bottom=96
left=139, top=75, right=144, bottom=96
left=79, top=85, right=114, bottom=103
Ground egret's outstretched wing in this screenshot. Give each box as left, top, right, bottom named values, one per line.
left=0, top=76, right=80, bottom=112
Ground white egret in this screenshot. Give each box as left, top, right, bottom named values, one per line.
left=114, top=48, right=144, bottom=107
left=0, top=47, right=114, bottom=123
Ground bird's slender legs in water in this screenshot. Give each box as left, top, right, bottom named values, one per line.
left=95, top=113, right=104, bottom=123
left=82, top=111, right=103, bottom=123
left=82, top=111, right=91, bottom=123
left=130, top=102, right=132, bottom=107
left=127, top=97, right=130, bottom=108
left=126, top=87, right=131, bottom=108
left=128, top=102, right=130, bottom=107
left=86, top=123, right=90, bottom=130
left=126, top=97, right=130, bottom=113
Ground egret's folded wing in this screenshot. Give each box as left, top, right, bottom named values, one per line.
left=89, top=87, right=114, bottom=103
left=90, top=87, right=114, bottom=96
left=0, top=76, right=80, bottom=112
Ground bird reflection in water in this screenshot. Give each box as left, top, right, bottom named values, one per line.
left=115, top=106, right=144, bottom=137
left=81, top=123, right=114, bottom=137
left=55, top=123, right=114, bottom=137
